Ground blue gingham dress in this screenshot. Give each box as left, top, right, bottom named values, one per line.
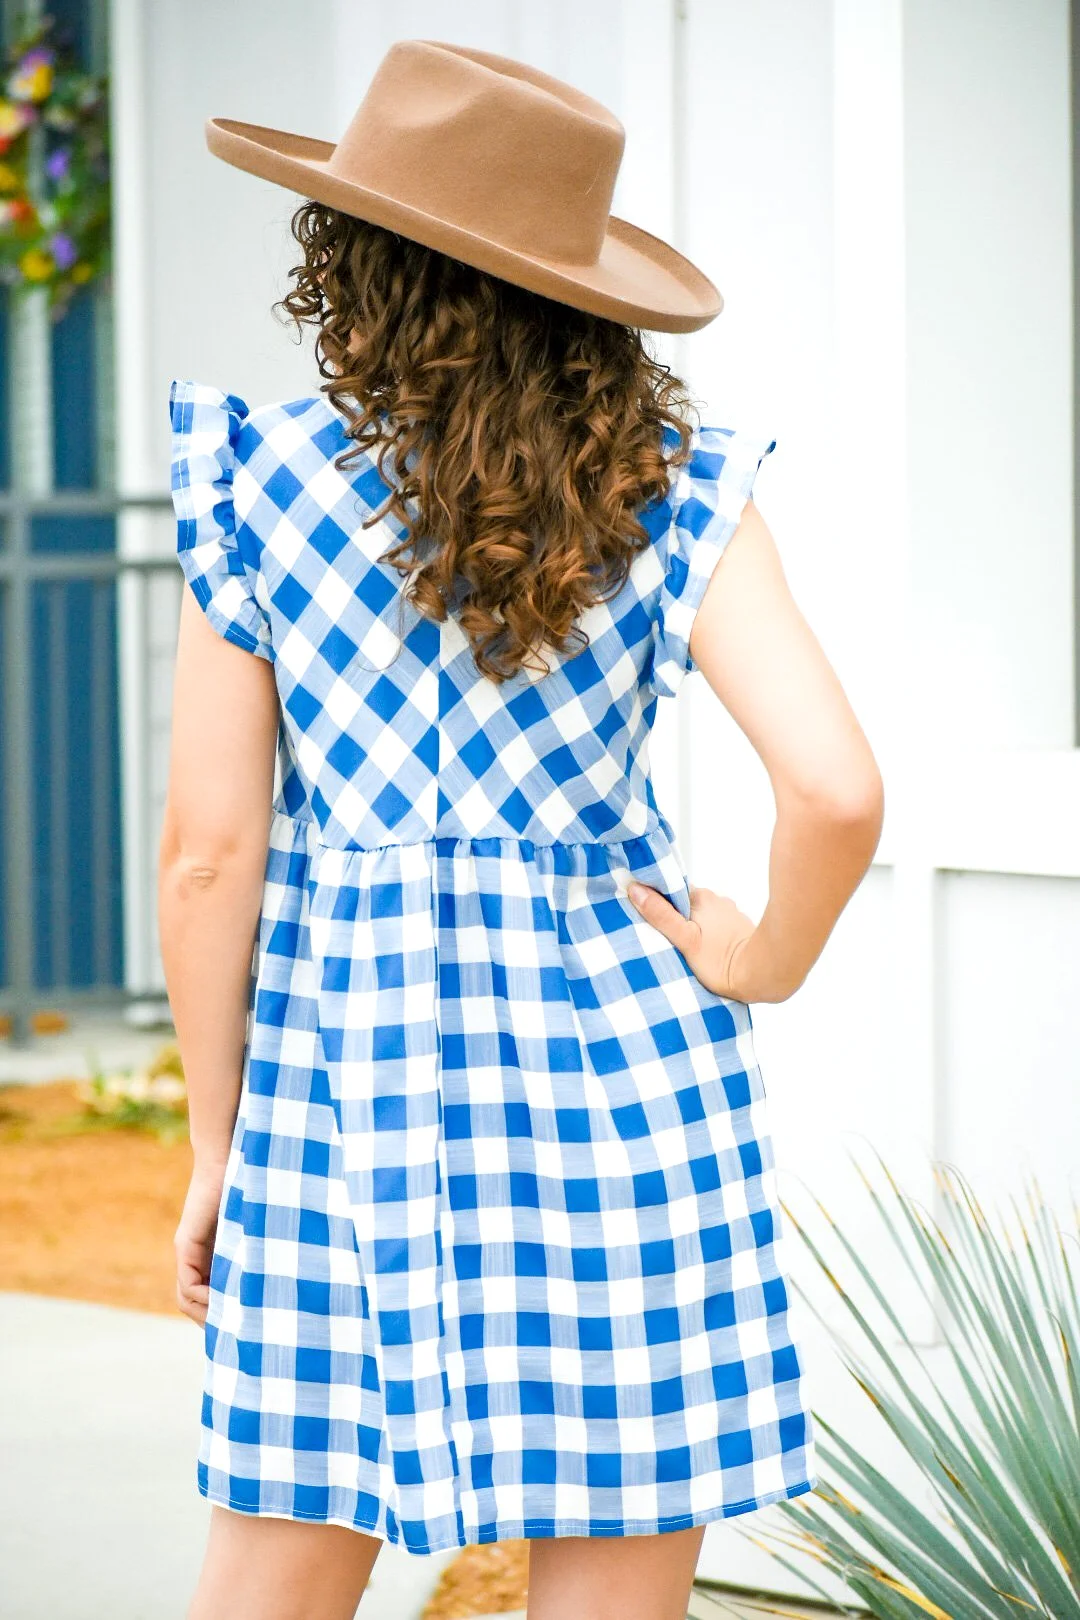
left=168, top=377, right=818, bottom=1555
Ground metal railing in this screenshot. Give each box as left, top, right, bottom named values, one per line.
left=0, top=490, right=177, bottom=1046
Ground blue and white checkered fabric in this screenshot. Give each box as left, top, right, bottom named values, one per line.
left=168, top=377, right=818, bottom=1554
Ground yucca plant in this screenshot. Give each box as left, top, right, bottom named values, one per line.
left=741, top=1148, right=1080, bottom=1619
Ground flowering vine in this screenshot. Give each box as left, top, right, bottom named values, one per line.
left=0, top=12, right=110, bottom=319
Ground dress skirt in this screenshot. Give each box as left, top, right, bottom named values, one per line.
left=199, top=807, right=818, bottom=1554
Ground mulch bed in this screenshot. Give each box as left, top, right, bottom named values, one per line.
left=421, top=1542, right=529, bottom=1619
left=0, top=1079, right=191, bottom=1314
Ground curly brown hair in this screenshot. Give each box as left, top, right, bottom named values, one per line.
left=272, top=203, right=699, bottom=682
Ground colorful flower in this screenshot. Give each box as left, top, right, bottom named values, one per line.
left=0, top=20, right=109, bottom=299
left=18, top=246, right=54, bottom=281
left=48, top=230, right=76, bottom=269
left=1, top=194, right=37, bottom=228
left=0, top=97, right=34, bottom=138
left=9, top=47, right=54, bottom=103
left=44, top=145, right=70, bottom=182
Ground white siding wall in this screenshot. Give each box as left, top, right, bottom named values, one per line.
left=905, top=0, right=1073, bottom=751
left=114, top=0, right=1075, bottom=1596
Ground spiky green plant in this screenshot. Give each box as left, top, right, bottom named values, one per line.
left=743, top=1148, right=1080, bottom=1619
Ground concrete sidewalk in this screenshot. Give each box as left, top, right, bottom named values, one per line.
left=0, top=1293, right=453, bottom=1620
left=0, top=1007, right=174, bottom=1086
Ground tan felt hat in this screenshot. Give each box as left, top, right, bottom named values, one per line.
left=205, top=38, right=723, bottom=334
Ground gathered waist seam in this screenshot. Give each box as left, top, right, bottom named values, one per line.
left=269, top=806, right=676, bottom=854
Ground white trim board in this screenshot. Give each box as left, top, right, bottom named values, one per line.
left=871, top=747, right=1080, bottom=878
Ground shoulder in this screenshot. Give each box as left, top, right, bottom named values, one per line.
left=657, top=418, right=775, bottom=509
left=668, top=419, right=776, bottom=487
left=627, top=420, right=776, bottom=578
left=664, top=421, right=777, bottom=547
left=168, top=378, right=340, bottom=472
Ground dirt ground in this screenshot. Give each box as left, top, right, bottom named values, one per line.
left=0, top=1079, right=192, bottom=1313
left=421, top=1542, right=529, bottom=1619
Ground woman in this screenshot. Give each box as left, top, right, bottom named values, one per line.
left=160, top=38, right=883, bottom=1620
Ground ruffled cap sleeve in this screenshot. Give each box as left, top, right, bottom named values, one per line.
left=169, top=378, right=275, bottom=664
left=650, top=423, right=776, bottom=699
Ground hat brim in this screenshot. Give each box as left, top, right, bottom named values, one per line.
left=205, top=117, right=722, bottom=334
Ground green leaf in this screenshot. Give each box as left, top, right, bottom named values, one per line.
left=752, top=1151, right=1080, bottom=1620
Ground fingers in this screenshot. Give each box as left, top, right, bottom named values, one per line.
left=176, top=1271, right=208, bottom=1320
left=626, top=881, right=700, bottom=958
left=176, top=1249, right=207, bottom=1289
left=176, top=1281, right=208, bottom=1326
left=175, top=1236, right=211, bottom=1325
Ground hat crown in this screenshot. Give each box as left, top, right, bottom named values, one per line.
left=326, top=40, right=625, bottom=267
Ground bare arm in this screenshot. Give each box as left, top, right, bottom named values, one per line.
left=158, top=589, right=278, bottom=1317
left=629, top=497, right=884, bottom=1002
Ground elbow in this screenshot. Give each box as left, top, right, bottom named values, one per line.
left=827, top=767, right=885, bottom=834
left=175, top=858, right=225, bottom=892
left=158, top=851, right=227, bottom=899
left=158, top=834, right=264, bottom=895
left=782, top=763, right=886, bottom=843
left=158, top=805, right=266, bottom=885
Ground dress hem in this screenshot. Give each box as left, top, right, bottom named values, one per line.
left=197, top=1473, right=820, bottom=1557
